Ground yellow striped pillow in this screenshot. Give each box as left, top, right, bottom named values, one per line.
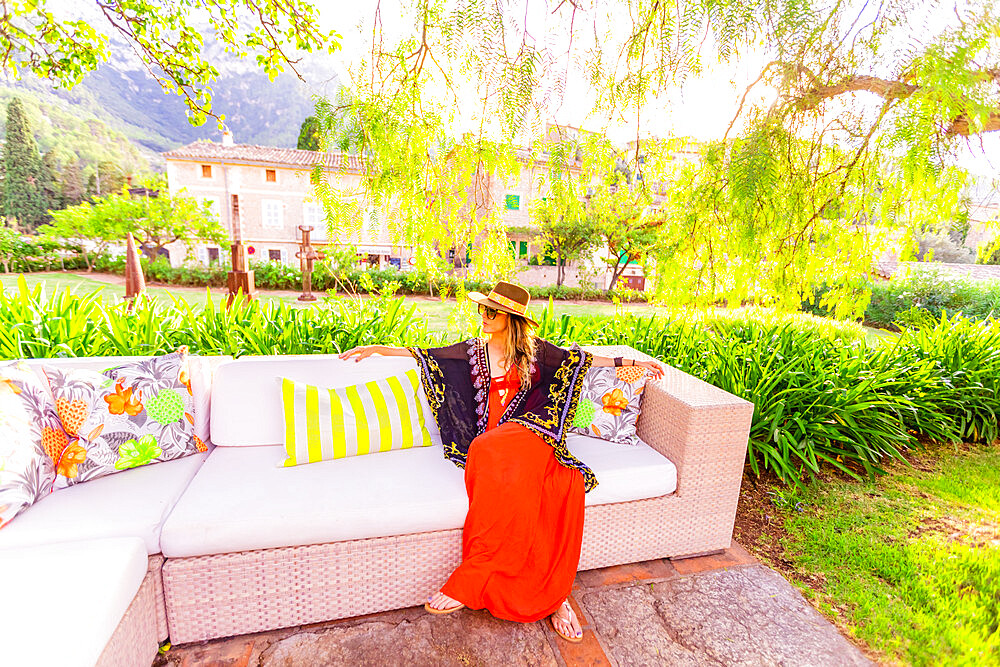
left=279, top=369, right=433, bottom=466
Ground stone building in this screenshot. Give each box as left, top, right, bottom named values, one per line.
left=161, top=129, right=578, bottom=271
left=162, top=131, right=409, bottom=269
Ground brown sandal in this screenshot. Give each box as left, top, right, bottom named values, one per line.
left=550, top=601, right=583, bottom=643
left=424, top=593, right=465, bottom=615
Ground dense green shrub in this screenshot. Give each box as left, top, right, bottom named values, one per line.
left=0, top=275, right=440, bottom=359
left=806, top=272, right=1000, bottom=329
left=881, top=312, right=1000, bottom=444
left=3, top=281, right=997, bottom=485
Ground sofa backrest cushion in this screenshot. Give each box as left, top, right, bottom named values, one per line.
left=211, top=355, right=443, bottom=447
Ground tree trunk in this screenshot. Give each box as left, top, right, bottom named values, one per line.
left=608, top=260, right=628, bottom=292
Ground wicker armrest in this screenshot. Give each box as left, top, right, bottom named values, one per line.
left=580, top=345, right=754, bottom=499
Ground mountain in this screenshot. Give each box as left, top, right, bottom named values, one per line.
left=2, top=36, right=340, bottom=169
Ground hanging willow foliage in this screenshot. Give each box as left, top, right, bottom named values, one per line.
left=314, top=0, right=998, bottom=315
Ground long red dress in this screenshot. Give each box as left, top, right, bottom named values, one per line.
left=438, top=364, right=586, bottom=622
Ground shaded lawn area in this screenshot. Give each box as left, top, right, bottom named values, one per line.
left=737, top=443, right=1000, bottom=666
left=0, top=272, right=668, bottom=334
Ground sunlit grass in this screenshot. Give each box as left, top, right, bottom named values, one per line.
left=777, top=445, right=1000, bottom=665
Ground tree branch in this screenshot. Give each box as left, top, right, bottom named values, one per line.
left=784, top=64, right=1000, bottom=136
left=795, top=73, right=918, bottom=110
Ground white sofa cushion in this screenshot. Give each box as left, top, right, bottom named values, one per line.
left=159, top=434, right=676, bottom=558
left=569, top=434, right=678, bottom=506
left=210, top=355, right=443, bottom=447
left=0, top=537, right=147, bottom=667
left=0, top=452, right=208, bottom=554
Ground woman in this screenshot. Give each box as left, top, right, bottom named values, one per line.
left=339, top=281, right=663, bottom=642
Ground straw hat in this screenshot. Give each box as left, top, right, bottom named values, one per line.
left=468, top=281, right=539, bottom=327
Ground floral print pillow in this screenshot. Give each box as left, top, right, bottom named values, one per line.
left=42, top=349, right=205, bottom=489
left=0, top=362, right=60, bottom=529
left=569, top=366, right=650, bottom=446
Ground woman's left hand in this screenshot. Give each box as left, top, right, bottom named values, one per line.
left=634, top=360, right=665, bottom=380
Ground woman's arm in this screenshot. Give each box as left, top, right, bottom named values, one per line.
left=338, top=345, right=415, bottom=362
left=591, top=354, right=665, bottom=380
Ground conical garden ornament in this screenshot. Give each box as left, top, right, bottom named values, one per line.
left=124, top=232, right=146, bottom=304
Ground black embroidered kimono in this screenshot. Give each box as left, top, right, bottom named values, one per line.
left=407, top=337, right=598, bottom=491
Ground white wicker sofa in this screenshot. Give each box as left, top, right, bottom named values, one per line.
left=0, top=344, right=752, bottom=659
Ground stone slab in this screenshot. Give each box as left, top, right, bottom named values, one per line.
left=579, top=565, right=872, bottom=667
left=256, top=610, right=560, bottom=667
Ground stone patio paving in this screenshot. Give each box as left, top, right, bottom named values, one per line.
left=155, top=543, right=872, bottom=667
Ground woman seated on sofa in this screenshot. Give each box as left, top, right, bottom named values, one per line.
left=339, top=281, right=663, bottom=643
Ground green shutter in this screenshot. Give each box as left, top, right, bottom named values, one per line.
left=505, top=194, right=520, bottom=210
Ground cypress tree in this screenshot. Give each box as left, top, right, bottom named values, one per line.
left=40, top=149, right=63, bottom=212
left=2, top=98, right=46, bottom=228
left=297, top=116, right=322, bottom=151
left=61, top=159, right=85, bottom=207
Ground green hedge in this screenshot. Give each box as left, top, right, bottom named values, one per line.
left=46, top=253, right=645, bottom=302
left=805, top=272, right=1000, bottom=329
left=3, top=279, right=998, bottom=486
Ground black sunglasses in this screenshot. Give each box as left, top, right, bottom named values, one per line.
left=478, top=304, right=501, bottom=320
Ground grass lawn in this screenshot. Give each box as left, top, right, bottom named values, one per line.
left=0, top=272, right=298, bottom=306
left=0, top=272, right=670, bottom=333
left=739, top=443, right=1000, bottom=665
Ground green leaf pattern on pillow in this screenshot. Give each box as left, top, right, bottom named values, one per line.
left=572, top=398, right=598, bottom=428
left=115, top=434, right=162, bottom=470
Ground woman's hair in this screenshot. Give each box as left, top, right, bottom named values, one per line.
left=496, top=313, right=537, bottom=389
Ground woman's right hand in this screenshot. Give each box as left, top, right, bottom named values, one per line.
left=339, top=345, right=382, bottom=362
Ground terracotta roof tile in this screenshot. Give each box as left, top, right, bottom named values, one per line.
left=162, top=141, right=363, bottom=171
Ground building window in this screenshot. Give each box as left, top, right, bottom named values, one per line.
left=265, top=168, right=277, bottom=183
left=302, top=202, right=326, bottom=240
left=201, top=165, right=212, bottom=178
left=262, top=199, right=283, bottom=228
left=504, top=194, right=520, bottom=210
left=268, top=249, right=282, bottom=262
left=207, top=247, right=220, bottom=264
left=519, top=241, right=528, bottom=257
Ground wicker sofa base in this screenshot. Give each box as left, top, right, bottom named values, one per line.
left=162, top=346, right=753, bottom=645
left=162, top=490, right=736, bottom=644
left=96, top=567, right=161, bottom=667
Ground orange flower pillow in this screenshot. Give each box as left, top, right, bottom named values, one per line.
left=42, top=349, right=204, bottom=490
left=569, top=366, right=650, bottom=445
left=0, top=362, right=60, bottom=529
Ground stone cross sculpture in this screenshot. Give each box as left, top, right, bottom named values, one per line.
left=296, top=225, right=325, bottom=302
